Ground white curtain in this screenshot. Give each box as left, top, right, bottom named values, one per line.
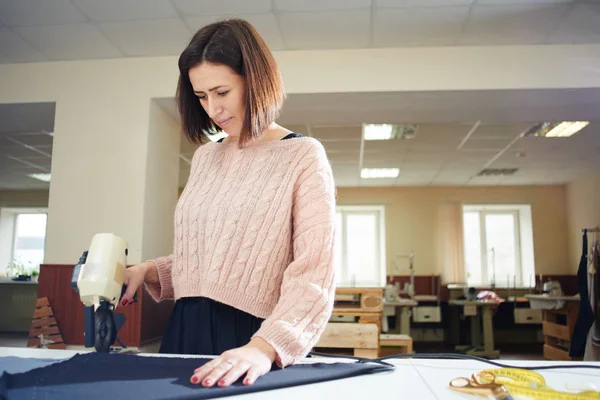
left=436, top=203, right=466, bottom=284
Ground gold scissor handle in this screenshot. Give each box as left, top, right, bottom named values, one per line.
left=473, top=371, right=499, bottom=386
left=450, top=371, right=504, bottom=397
left=449, top=376, right=473, bottom=388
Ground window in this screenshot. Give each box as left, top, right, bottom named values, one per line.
left=335, top=205, right=386, bottom=288
left=13, top=213, right=47, bottom=269
left=463, top=205, right=535, bottom=288
left=0, top=208, right=48, bottom=275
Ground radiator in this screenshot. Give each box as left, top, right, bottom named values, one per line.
left=0, top=281, right=38, bottom=333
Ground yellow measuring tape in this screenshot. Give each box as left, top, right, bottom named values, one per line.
left=480, top=368, right=599, bottom=399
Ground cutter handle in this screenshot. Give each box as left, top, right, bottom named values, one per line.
left=120, top=284, right=138, bottom=303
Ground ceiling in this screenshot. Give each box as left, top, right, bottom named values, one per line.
left=1, top=0, right=600, bottom=64
left=1, top=1, right=600, bottom=190
left=0, top=103, right=54, bottom=190
left=173, top=87, right=600, bottom=187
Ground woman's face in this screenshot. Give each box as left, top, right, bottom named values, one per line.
left=189, top=62, right=246, bottom=139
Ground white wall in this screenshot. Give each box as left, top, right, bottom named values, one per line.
left=275, top=45, right=600, bottom=93
left=0, top=190, right=49, bottom=208
left=141, top=100, right=181, bottom=261
left=2, top=45, right=600, bottom=102
left=566, top=171, right=600, bottom=272
left=0, top=209, right=16, bottom=275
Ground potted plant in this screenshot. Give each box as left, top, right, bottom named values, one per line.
left=6, top=260, right=31, bottom=281
left=31, top=269, right=39, bottom=283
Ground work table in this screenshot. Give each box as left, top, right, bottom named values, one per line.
left=2, top=347, right=600, bottom=399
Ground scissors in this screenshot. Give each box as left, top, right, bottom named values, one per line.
left=450, top=370, right=514, bottom=399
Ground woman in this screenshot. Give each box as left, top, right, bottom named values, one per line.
left=120, top=19, right=337, bottom=389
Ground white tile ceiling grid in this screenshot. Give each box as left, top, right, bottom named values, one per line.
left=0, top=0, right=600, bottom=63
left=3, top=98, right=600, bottom=189
left=176, top=120, right=600, bottom=189
left=0, top=103, right=55, bottom=190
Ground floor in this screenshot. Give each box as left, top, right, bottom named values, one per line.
left=1, top=332, right=546, bottom=360
left=0, top=332, right=162, bottom=353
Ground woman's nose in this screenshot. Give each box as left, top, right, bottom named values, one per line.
left=206, top=99, right=221, bottom=119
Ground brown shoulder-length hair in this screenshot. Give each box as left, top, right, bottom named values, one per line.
left=177, top=19, right=285, bottom=147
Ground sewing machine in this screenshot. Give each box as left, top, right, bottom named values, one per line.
left=542, top=280, right=563, bottom=297
left=70, top=233, right=134, bottom=353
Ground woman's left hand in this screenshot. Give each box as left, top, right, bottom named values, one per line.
left=191, top=337, right=277, bottom=388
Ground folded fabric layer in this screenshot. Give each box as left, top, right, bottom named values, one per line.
left=0, top=356, right=60, bottom=374
left=0, top=353, right=391, bottom=400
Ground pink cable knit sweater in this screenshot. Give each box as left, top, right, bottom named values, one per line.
left=144, top=136, right=337, bottom=367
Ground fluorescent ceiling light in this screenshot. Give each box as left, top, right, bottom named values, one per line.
left=526, top=121, right=590, bottom=138
left=363, top=124, right=394, bottom=140
left=363, top=124, right=418, bottom=140
left=545, top=121, right=589, bottom=137
left=361, top=168, right=399, bottom=179
left=28, top=173, right=51, bottom=182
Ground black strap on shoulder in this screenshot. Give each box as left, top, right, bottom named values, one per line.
left=217, top=133, right=304, bottom=143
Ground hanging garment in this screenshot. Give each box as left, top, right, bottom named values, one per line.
left=584, top=242, right=600, bottom=361
left=593, top=241, right=600, bottom=346
left=0, top=353, right=392, bottom=400
left=571, top=230, right=596, bottom=358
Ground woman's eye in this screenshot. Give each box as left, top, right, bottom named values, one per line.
left=197, top=95, right=206, bottom=100
left=217, top=91, right=229, bottom=97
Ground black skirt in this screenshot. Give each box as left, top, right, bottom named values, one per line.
left=159, top=297, right=264, bottom=355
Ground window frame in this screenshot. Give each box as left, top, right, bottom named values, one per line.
left=0, top=207, right=48, bottom=274
left=335, top=205, right=386, bottom=288
left=463, top=204, right=534, bottom=288
left=12, top=212, right=48, bottom=267
left=477, top=210, right=522, bottom=286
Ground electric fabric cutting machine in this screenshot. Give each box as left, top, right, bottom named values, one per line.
left=70, top=233, right=135, bottom=352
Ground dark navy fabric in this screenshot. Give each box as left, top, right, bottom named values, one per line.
left=571, top=230, right=596, bottom=357
left=0, top=357, right=60, bottom=374
left=0, top=353, right=390, bottom=400
left=159, top=296, right=264, bottom=356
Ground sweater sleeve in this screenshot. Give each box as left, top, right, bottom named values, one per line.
left=252, top=142, right=337, bottom=368
left=143, top=254, right=175, bottom=302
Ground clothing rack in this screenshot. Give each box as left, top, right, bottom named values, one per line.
left=582, top=226, right=600, bottom=233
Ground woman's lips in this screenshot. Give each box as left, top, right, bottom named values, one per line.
left=217, top=117, right=232, bottom=127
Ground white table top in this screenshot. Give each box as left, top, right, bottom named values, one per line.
left=448, top=299, right=502, bottom=306
left=2, top=347, right=600, bottom=399
left=384, top=299, right=418, bottom=306
left=526, top=294, right=581, bottom=302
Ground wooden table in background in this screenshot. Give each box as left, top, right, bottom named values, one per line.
left=449, top=300, right=501, bottom=359
left=383, top=299, right=418, bottom=334
left=525, top=294, right=581, bottom=361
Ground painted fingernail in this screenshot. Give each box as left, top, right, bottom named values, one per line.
left=191, top=376, right=198, bottom=384
left=204, top=379, right=212, bottom=386
left=128, top=299, right=134, bottom=304
left=121, top=299, right=127, bottom=306
left=243, top=379, right=250, bottom=385
left=218, top=380, right=226, bottom=386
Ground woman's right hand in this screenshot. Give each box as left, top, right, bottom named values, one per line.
left=120, top=262, right=155, bottom=306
